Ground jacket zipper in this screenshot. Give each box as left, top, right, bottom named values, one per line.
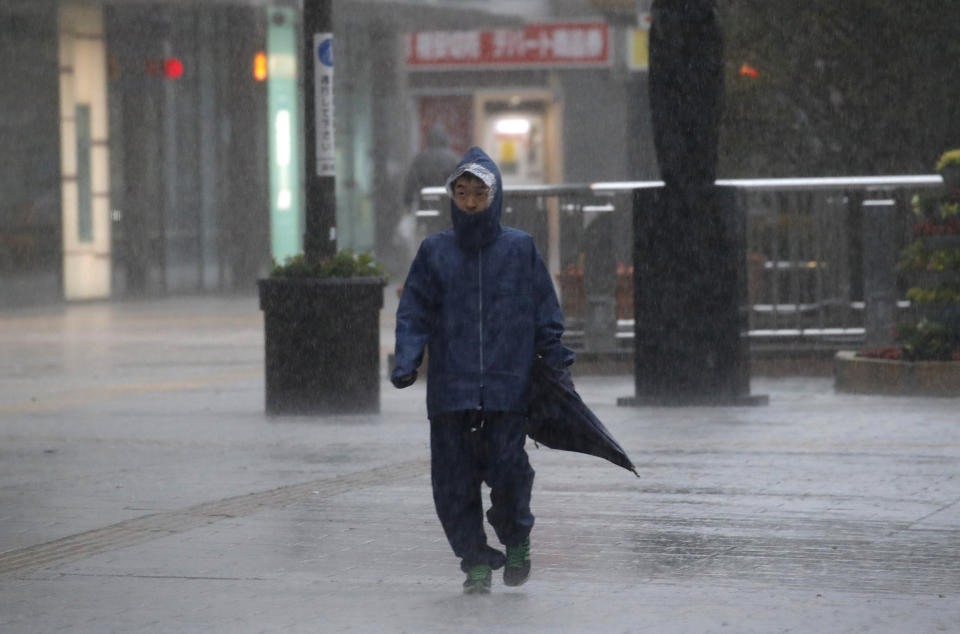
left=478, top=248, right=484, bottom=408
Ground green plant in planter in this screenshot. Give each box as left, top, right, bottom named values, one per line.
left=906, top=286, right=960, bottom=304
left=911, top=190, right=960, bottom=224
left=898, top=320, right=960, bottom=362
left=898, top=239, right=960, bottom=272
left=935, top=148, right=960, bottom=172
left=890, top=151, right=960, bottom=362
left=911, top=150, right=960, bottom=226
left=897, top=239, right=929, bottom=272
left=259, top=249, right=388, bottom=415
left=270, top=249, right=387, bottom=280
left=929, top=247, right=960, bottom=272
left=936, top=147, right=960, bottom=192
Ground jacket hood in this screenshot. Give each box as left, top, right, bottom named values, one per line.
left=445, top=146, right=503, bottom=250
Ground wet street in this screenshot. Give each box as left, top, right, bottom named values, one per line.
left=1, top=292, right=958, bottom=633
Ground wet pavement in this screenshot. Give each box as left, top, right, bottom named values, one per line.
left=1, top=290, right=959, bottom=633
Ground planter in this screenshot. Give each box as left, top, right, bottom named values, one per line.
left=258, top=276, right=385, bottom=414
left=834, top=350, right=960, bottom=397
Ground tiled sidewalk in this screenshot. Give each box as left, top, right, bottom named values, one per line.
left=1, top=296, right=958, bottom=633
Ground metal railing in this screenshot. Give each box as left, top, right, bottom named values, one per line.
left=420, top=175, right=945, bottom=354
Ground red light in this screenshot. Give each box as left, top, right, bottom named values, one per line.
left=739, top=63, right=759, bottom=78
left=163, top=57, right=184, bottom=80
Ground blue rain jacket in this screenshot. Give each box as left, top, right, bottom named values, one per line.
left=392, top=147, right=574, bottom=417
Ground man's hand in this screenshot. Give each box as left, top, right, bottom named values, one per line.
left=392, top=370, right=417, bottom=389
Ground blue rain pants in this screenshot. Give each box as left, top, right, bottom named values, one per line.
left=429, top=410, right=535, bottom=573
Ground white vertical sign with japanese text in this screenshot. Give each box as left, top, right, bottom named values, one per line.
left=314, top=33, right=335, bottom=176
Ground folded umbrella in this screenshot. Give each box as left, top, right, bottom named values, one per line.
left=527, top=357, right=638, bottom=476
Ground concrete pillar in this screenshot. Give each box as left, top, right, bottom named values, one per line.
left=582, top=205, right=617, bottom=353
left=59, top=3, right=111, bottom=300
left=862, top=197, right=898, bottom=347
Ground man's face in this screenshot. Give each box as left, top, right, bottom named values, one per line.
left=453, top=175, right=490, bottom=214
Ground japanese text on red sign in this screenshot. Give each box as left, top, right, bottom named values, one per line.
left=407, top=22, right=610, bottom=69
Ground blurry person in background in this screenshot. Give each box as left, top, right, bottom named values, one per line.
left=394, top=125, right=461, bottom=272
left=391, top=147, right=574, bottom=594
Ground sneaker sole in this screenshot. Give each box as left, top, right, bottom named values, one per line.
left=503, top=565, right=530, bottom=587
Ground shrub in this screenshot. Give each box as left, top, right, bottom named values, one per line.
left=935, top=148, right=960, bottom=172
left=898, top=321, right=960, bottom=362
left=270, top=250, right=387, bottom=280
left=889, top=150, right=960, bottom=361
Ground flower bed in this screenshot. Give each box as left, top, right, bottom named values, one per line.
left=837, top=150, right=960, bottom=395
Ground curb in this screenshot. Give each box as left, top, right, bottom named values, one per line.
left=834, top=350, right=960, bottom=396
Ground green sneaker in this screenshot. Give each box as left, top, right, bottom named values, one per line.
left=503, top=538, right=530, bottom=586
left=463, top=564, right=492, bottom=594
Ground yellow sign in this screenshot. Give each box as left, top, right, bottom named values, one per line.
left=628, top=28, right=649, bottom=71
left=499, top=139, right=518, bottom=163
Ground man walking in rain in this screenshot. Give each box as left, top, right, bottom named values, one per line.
left=393, top=125, right=461, bottom=273
left=392, top=147, right=574, bottom=594
left=402, top=124, right=461, bottom=212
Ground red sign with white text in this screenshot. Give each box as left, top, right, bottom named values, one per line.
left=406, top=22, right=610, bottom=70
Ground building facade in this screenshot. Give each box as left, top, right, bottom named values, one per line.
left=0, top=0, right=655, bottom=308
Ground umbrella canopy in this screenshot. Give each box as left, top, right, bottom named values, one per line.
left=527, top=358, right=638, bottom=476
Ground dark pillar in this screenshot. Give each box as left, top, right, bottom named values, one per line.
left=303, top=0, right=336, bottom=262
left=647, top=0, right=722, bottom=191
left=620, top=185, right=762, bottom=405
left=618, top=0, right=765, bottom=406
